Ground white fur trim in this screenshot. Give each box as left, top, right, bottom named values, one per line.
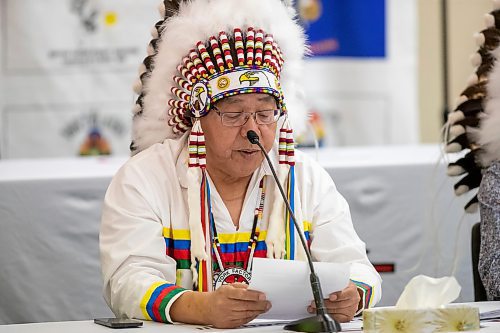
left=265, top=165, right=288, bottom=259
left=132, top=0, right=307, bottom=154
left=293, top=202, right=307, bottom=261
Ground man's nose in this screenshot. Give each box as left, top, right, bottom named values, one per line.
left=240, top=114, right=260, bottom=138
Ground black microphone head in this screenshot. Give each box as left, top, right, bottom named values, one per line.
left=246, top=130, right=260, bottom=144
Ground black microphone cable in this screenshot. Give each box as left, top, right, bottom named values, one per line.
left=246, top=130, right=340, bottom=333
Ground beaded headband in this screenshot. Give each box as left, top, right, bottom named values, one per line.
left=168, top=27, right=287, bottom=135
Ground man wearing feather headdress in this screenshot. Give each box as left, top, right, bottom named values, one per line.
left=100, top=0, right=381, bottom=328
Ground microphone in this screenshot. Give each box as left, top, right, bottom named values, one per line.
left=246, top=130, right=341, bottom=333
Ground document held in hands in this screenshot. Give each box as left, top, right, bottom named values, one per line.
left=248, top=258, right=350, bottom=320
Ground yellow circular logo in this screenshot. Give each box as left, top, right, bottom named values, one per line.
left=217, top=77, right=230, bottom=90
left=104, top=12, right=118, bottom=27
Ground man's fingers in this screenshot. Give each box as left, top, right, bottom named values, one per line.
left=209, top=286, right=271, bottom=329
left=231, top=282, right=249, bottom=289
left=227, top=287, right=267, bottom=302
left=232, top=300, right=272, bottom=312
left=228, top=313, right=261, bottom=328
left=326, top=298, right=358, bottom=310
left=310, top=299, right=357, bottom=310
left=331, top=313, right=354, bottom=323
left=328, top=290, right=342, bottom=301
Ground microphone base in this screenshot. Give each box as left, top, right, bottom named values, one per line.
left=283, top=314, right=341, bottom=333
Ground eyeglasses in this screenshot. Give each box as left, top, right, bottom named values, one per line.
left=212, top=107, right=283, bottom=127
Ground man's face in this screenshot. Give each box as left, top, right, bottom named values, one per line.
left=200, top=93, right=278, bottom=181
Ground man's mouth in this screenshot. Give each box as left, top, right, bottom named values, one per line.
left=237, top=149, right=260, bottom=155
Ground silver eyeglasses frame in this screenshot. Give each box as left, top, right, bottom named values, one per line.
left=212, top=107, right=284, bottom=127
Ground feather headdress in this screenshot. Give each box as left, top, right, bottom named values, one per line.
left=445, top=0, right=500, bottom=212
left=130, top=0, right=306, bottom=153
left=130, top=0, right=308, bottom=291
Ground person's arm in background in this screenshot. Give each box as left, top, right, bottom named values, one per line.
left=478, top=160, right=500, bottom=301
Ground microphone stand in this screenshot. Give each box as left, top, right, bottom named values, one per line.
left=247, top=131, right=341, bottom=333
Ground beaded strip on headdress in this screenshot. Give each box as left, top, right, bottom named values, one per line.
left=167, top=27, right=286, bottom=134
left=445, top=0, right=500, bottom=213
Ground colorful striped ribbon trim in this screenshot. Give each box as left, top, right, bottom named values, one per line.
left=140, top=282, right=185, bottom=323
left=351, top=279, right=374, bottom=309
left=163, top=228, right=270, bottom=270
left=285, top=166, right=295, bottom=260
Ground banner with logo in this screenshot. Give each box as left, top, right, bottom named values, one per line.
left=0, top=0, right=158, bottom=158
left=0, top=0, right=418, bottom=158
left=297, top=0, right=418, bottom=147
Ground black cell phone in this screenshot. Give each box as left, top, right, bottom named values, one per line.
left=94, top=318, right=143, bottom=329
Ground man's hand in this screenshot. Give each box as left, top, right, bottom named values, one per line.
left=206, top=283, right=271, bottom=328
left=307, top=281, right=361, bottom=322
left=170, top=283, right=271, bottom=329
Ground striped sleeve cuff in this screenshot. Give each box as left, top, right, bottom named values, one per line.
left=351, top=279, right=374, bottom=315
left=140, top=281, right=188, bottom=323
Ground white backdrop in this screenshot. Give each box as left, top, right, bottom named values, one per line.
left=0, top=0, right=418, bottom=158
left=0, top=0, right=158, bottom=158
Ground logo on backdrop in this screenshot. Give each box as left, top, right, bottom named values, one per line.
left=45, top=1, right=137, bottom=67
left=61, top=111, right=126, bottom=156
left=70, top=0, right=99, bottom=33
left=298, top=0, right=322, bottom=23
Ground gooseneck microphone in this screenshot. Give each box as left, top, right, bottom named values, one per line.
left=246, top=130, right=340, bottom=333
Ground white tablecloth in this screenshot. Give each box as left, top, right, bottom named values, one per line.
left=0, top=145, right=479, bottom=324
left=1, top=302, right=499, bottom=333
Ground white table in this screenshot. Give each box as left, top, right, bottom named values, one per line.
left=0, top=145, right=479, bottom=324
left=305, top=145, right=478, bottom=308
left=1, top=302, right=499, bottom=333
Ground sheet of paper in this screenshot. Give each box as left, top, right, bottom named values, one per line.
left=481, top=309, right=500, bottom=321
left=248, top=258, right=350, bottom=320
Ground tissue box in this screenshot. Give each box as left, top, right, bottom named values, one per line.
left=363, top=306, right=480, bottom=332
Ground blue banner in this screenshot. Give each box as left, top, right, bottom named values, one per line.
left=299, top=0, right=386, bottom=58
